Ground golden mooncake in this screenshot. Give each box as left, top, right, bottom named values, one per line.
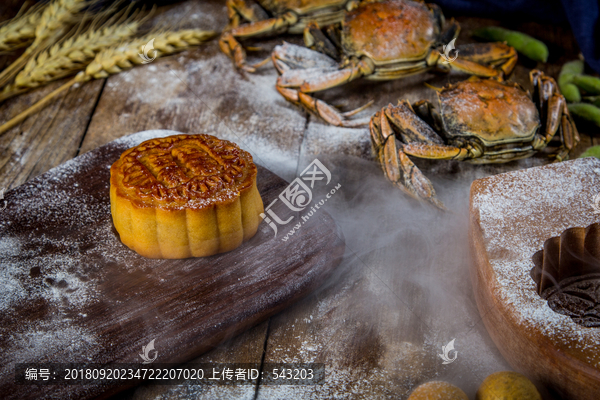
left=110, top=134, right=264, bottom=258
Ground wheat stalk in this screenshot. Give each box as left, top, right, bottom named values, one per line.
left=0, top=29, right=218, bottom=136
left=22, top=22, right=142, bottom=85
left=0, top=3, right=47, bottom=52
left=84, top=30, right=217, bottom=78
left=0, top=9, right=148, bottom=102
left=0, top=0, right=92, bottom=89
left=34, top=0, right=91, bottom=46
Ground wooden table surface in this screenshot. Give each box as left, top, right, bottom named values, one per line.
left=0, top=1, right=598, bottom=399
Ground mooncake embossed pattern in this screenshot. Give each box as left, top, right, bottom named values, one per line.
left=110, top=134, right=264, bottom=259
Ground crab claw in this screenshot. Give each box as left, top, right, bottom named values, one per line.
left=370, top=108, right=447, bottom=210
left=397, top=146, right=447, bottom=210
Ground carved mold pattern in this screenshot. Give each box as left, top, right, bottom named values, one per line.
left=531, top=223, right=600, bottom=328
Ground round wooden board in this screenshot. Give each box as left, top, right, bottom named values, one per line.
left=469, top=157, right=600, bottom=400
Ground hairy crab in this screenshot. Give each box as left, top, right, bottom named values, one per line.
left=273, top=0, right=518, bottom=126
left=369, top=70, right=580, bottom=209
left=219, top=0, right=363, bottom=72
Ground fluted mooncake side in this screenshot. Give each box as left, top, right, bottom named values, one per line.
left=110, top=134, right=264, bottom=258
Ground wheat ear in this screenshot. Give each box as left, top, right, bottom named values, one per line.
left=0, top=29, right=217, bottom=136
left=0, top=0, right=92, bottom=89
left=0, top=9, right=149, bottom=102
left=34, top=0, right=92, bottom=46
left=0, top=3, right=47, bottom=52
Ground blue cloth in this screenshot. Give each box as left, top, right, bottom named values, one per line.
left=434, top=0, right=600, bottom=74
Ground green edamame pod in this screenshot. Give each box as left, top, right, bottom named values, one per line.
left=586, top=96, right=600, bottom=108
left=559, top=60, right=584, bottom=102
left=568, top=103, right=600, bottom=127
left=561, top=84, right=581, bottom=103
left=579, top=145, right=600, bottom=159
left=572, top=75, right=600, bottom=94
left=472, top=27, right=548, bottom=62
left=560, top=60, right=585, bottom=76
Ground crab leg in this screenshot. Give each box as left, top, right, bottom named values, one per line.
left=402, top=142, right=472, bottom=162
left=456, top=43, right=518, bottom=76
left=384, top=101, right=445, bottom=144
left=544, top=96, right=580, bottom=161
left=277, top=86, right=370, bottom=127
left=430, top=42, right=517, bottom=79
left=412, top=100, right=444, bottom=132
left=304, top=21, right=339, bottom=61
left=282, top=57, right=371, bottom=93
left=430, top=50, right=501, bottom=79
left=530, top=69, right=580, bottom=161
left=546, top=93, right=565, bottom=138
left=369, top=102, right=454, bottom=210
left=276, top=66, right=357, bottom=90
left=557, top=108, right=580, bottom=161
left=438, top=18, right=460, bottom=46
left=272, top=42, right=338, bottom=74
left=370, top=109, right=428, bottom=201
left=386, top=101, right=470, bottom=160
left=225, top=0, right=268, bottom=30
left=274, top=43, right=374, bottom=126
left=219, top=11, right=299, bottom=73
left=341, top=100, right=374, bottom=117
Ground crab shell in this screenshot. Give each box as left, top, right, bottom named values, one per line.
left=342, top=0, right=440, bottom=65
left=438, top=78, right=541, bottom=154
left=257, top=0, right=349, bottom=16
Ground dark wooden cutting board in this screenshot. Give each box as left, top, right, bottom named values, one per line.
left=0, top=130, right=345, bottom=400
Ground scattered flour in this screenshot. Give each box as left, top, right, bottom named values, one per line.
left=0, top=146, right=146, bottom=382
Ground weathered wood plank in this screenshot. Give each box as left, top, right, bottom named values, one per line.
left=0, top=78, right=105, bottom=190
